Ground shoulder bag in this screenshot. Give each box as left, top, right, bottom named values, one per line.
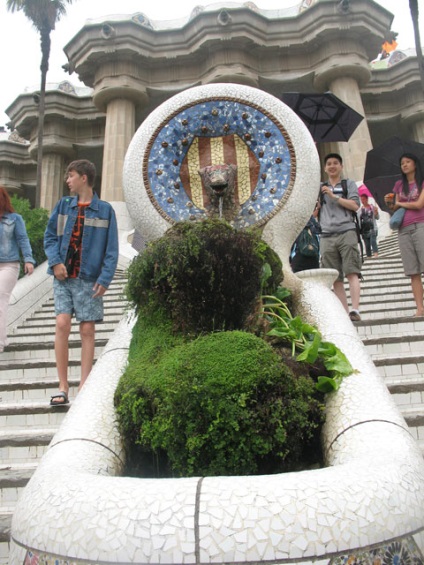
left=389, top=207, right=405, bottom=230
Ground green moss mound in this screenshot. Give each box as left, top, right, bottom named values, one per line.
left=115, top=313, right=325, bottom=478
left=125, top=219, right=282, bottom=334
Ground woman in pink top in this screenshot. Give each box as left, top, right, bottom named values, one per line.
left=392, top=153, right=424, bottom=317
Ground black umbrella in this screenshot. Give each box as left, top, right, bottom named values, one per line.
left=363, top=137, right=424, bottom=212
left=281, top=91, right=364, bottom=143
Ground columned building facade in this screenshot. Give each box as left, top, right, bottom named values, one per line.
left=1, top=0, right=423, bottom=210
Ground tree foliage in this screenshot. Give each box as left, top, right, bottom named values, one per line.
left=11, top=195, right=48, bottom=276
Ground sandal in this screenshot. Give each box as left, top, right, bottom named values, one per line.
left=50, top=391, right=69, bottom=406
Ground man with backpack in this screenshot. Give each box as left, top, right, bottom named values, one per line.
left=318, top=153, right=362, bottom=322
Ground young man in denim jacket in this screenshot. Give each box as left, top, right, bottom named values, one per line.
left=44, top=159, right=119, bottom=405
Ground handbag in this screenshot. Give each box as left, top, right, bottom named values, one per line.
left=389, top=207, right=405, bottom=230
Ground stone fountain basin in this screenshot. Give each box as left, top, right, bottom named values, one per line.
left=9, top=275, right=424, bottom=564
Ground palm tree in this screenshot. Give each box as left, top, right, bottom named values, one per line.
left=409, top=0, right=424, bottom=93
left=6, top=0, right=75, bottom=208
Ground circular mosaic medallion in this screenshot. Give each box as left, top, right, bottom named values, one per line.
left=124, top=83, right=319, bottom=245
left=144, top=97, right=295, bottom=228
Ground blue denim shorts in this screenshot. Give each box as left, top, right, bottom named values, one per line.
left=53, top=278, right=104, bottom=322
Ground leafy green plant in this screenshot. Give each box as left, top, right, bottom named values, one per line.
left=11, top=195, right=49, bottom=276
left=262, top=288, right=354, bottom=393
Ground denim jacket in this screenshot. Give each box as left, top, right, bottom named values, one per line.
left=44, top=193, right=119, bottom=288
left=0, top=212, right=35, bottom=264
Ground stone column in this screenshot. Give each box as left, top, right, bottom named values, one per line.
left=410, top=118, right=424, bottom=143
left=100, top=97, right=136, bottom=202
left=326, top=76, right=373, bottom=182
left=92, top=60, right=149, bottom=203
left=314, top=45, right=373, bottom=182
left=39, top=152, right=66, bottom=211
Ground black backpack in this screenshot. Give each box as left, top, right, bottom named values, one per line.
left=360, top=210, right=374, bottom=235
left=297, top=226, right=319, bottom=258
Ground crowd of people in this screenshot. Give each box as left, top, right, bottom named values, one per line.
left=1, top=151, right=423, bottom=404
left=291, top=151, right=424, bottom=322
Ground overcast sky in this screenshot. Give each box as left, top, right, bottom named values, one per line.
left=0, top=0, right=422, bottom=128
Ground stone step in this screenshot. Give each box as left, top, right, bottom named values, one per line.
left=0, top=343, right=107, bottom=363
left=20, top=310, right=125, bottom=325
left=399, top=405, right=424, bottom=428
left=25, top=304, right=126, bottom=321
left=0, top=363, right=81, bottom=383
left=360, top=308, right=417, bottom=321
left=360, top=280, right=410, bottom=292
left=385, top=375, right=424, bottom=395
left=11, top=319, right=121, bottom=334
left=372, top=350, right=424, bottom=365
left=355, top=316, right=424, bottom=337
left=0, top=378, right=79, bottom=403
left=0, top=508, right=13, bottom=543
left=0, top=401, right=71, bottom=430
left=38, top=298, right=127, bottom=312
left=360, top=300, right=415, bottom=314
left=0, top=428, right=56, bottom=468
left=363, top=331, right=424, bottom=356
left=0, top=464, right=38, bottom=515
left=9, top=322, right=120, bottom=340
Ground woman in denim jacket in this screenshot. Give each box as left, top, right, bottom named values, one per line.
left=0, top=187, right=35, bottom=352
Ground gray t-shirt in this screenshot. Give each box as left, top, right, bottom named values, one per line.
left=319, top=179, right=359, bottom=235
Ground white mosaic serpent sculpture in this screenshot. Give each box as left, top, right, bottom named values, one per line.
left=10, top=84, right=424, bottom=565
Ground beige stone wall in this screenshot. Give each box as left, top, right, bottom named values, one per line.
left=2, top=0, right=423, bottom=209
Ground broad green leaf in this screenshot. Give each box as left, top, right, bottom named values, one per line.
left=275, top=287, right=291, bottom=301
left=316, top=376, right=339, bottom=393
left=297, top=332, right=321, bottom=363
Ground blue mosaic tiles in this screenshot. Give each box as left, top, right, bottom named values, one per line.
left=145, top=99, right=295, bottom=229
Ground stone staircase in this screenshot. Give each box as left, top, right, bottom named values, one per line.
left=353, top=232, right=424, bottom=455
left=0, top=271, right=128, bottom=563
